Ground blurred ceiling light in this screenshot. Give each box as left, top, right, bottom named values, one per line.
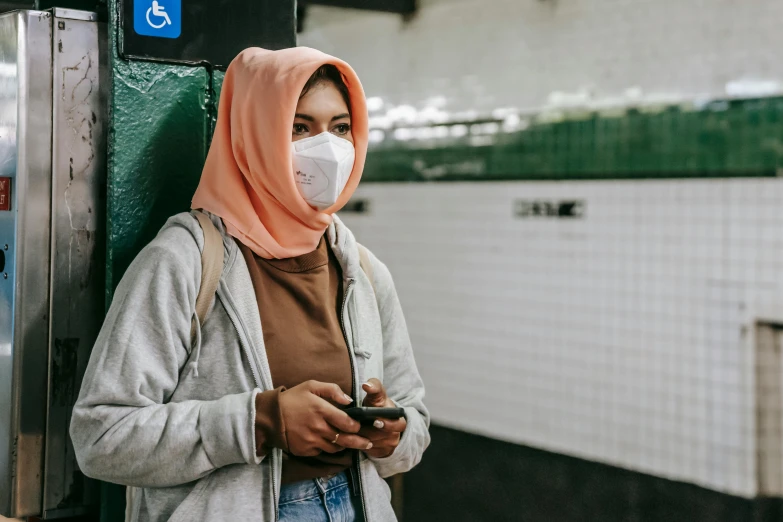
left=393, top=127, right=414, bottom=141
left=415, top=127, right=435, bottom=140
left=624, top=87, right=643, bottom=101
left=450, top=124, right=468, bottom=138
left=725, top=79, right=783, bottom=97
left=433, top=126, right=449, bottom=139
left=502, top=114, right=523, bottom=132
left=547, top=88, right=592, bottom=109
left=387, top=104, right=418, bottom=125
left=470, top=121, right=500, bottom=136
left=369, top=115, right=393, bottom=129
left=366, top=96, right=384, bottom=112
left=368, top=129, right=386, bottom=143
left=491, top=107, right=518, bottom=119
left=481, top=122, right=500, bottom=135
left=416, top=106, right=449, bottom=124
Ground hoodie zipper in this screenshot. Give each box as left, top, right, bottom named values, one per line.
left=217, top=286, right=280, bottom=521
left=340, top=279, right=369, bottom=522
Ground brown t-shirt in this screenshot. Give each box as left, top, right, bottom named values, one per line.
left=239, top=236, right=354, bottom=484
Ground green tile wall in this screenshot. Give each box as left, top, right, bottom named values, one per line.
left=363, top=98, right=783, bottom=182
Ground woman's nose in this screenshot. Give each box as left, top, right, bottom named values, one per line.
left=311, top=123, right=329, bottom=135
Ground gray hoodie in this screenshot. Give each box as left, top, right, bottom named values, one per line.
left=70, top=212, right=430, bottom=522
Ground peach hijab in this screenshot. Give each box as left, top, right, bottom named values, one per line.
left=191, top=47, right=368, bottom=259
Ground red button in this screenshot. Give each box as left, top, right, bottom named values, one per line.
left=0, top=177, right=10, bottom=211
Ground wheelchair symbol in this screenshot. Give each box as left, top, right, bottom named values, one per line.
left=146, top=0, right=172, bottom=29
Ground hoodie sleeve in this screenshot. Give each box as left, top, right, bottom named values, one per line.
left=69, top=215, right=267, bottom=488
left=363, top=251, right=431, bottom=478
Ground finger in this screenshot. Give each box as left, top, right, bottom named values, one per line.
left=357, top=426, right=389, bottom=441
left=366, top=441, right=399, bottom=457
left=308, top=381, right=353, bottom=406
left=364, top=434, right=401, bottom=458
left=321, top=404, right=361, bottom=433
left=358, top=426, right=400, bottom=442
left=365, top=446, right=396, bottom=459
left=319, top=436, right=344, bottom=454
left=361, top=379, right=387, bottom=407
left=359, top=417, right=406, bottom=434
left=332, top=433, right=374, bottom=451
left=376, top=417, right=407, bottom=434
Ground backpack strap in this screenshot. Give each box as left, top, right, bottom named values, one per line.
left=191, top=211, right=224, bottom=341
left=357, top=243, right=376, bottom=294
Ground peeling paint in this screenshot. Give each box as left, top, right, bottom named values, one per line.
left=114, top=62, right=207, bottom=95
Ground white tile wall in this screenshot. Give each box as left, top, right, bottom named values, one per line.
left=340, top=179, right=783, bottom=497
left=301, top=0, right=783, bottom=499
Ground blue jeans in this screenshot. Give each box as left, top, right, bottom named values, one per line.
left=278, top=471, right=364, bottom=522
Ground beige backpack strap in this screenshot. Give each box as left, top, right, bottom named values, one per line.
left=357, top=243, right=376, bottom=294
left=191, top=211, right=224, bottom=341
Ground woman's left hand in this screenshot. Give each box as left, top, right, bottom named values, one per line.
left=359, top=378, right=407, bottom=458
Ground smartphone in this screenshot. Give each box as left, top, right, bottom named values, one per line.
left=343, top=407, right=406, bottom=425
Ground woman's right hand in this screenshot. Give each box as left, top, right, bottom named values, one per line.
left=278, top=380, right=372, bottom=457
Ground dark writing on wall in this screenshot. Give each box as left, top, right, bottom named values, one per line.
left=514, top=199, right=586, bottom=218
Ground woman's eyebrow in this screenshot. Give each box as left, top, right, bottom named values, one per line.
left=294, top=113, right=314, bottom=121
left=331, top=113, right=350, bottom=122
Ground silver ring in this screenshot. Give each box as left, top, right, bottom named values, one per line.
left=331, top=433, right=340, bottom=445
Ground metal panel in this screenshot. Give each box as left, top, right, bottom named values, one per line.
left=51, top=7, right=97, bottom=21
left=755, top=321, right=783, bottom=496
left=43, top=8, right=104, bottom=518
left=0, top=13, right=22, bottom=517
left=0, top=9, right=53, bottom=519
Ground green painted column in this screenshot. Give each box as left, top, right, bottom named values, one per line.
left=105, top=59, right=212, bottom=292
left=105, top=6, right=216, bottom=294
left=101, top=1, right=220, bottom=519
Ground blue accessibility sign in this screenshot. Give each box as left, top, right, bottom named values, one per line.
left=134, top=0, right=181, bottom=39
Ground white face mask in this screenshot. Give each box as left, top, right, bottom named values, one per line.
left=291, top=131, right=356, bottom=210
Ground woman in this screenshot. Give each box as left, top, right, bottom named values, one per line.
left=70, top=47, right=430, bottom=522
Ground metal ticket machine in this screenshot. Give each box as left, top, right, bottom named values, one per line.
left=0, top=8, right=105, bottom=519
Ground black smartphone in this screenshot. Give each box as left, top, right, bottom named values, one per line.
left=343, top=407, right=406, bottom=425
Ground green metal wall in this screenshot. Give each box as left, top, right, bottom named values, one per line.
left=364, top=98, right=783, bottom=182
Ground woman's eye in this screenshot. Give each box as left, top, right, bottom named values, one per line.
left=333, top=124, right=350, bottom=135
left=293, top=124, right=308, bottom=135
